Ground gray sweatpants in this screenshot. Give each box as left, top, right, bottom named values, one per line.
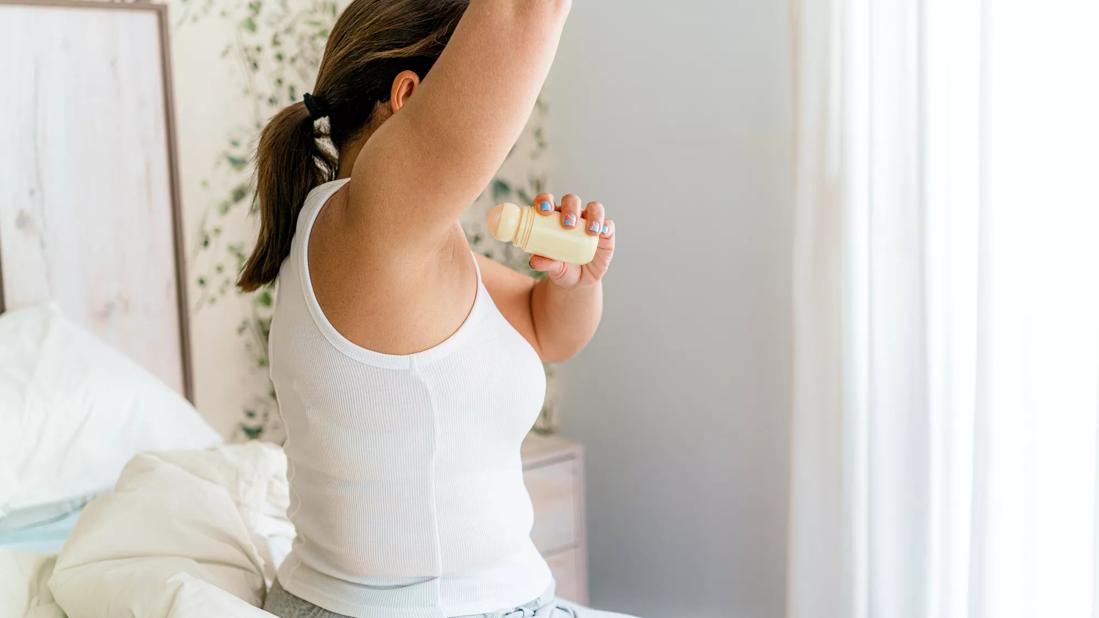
left=263, top=578, right=643, bottom=618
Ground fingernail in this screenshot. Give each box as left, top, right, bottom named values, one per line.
left=564, top=215, right=576, bottom=226
left=540, top=201, right=553, bottom=212
left=602, top=224, right=610, bottom=235
left=588, top=222, right=601, bottom=233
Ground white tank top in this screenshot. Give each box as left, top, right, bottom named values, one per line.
left=269, top=179, right=553, bottom=618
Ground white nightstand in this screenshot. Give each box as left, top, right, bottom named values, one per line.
left=521, top=433, right=589, bottom=604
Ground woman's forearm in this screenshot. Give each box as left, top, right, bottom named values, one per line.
left=530, top=277, right=603, bottom=363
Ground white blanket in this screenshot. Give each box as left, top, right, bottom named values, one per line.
left=1, top=443, right=296, bottom=618
left=0, top=552, right=62, bottom=617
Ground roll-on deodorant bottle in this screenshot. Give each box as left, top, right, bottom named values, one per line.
left=487, top=203, right=599, bottom=265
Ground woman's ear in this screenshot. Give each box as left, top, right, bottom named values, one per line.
left=389, top=70, right=421, bottom=113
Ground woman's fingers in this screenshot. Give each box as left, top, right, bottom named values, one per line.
left=528, top=254, right=566, bottom=276
left=581, top=201, right=605, bottom=236
left=529, top=254, right=580, bottom=287
left=581, top=216, right=615, bottom=282
left=532, top=192, right=556, bottom=216
left=559, top=193, right=582, bottom=229
left=599, top=217, right=615, bottom=242
left=524, top=193, right=614, bottom=287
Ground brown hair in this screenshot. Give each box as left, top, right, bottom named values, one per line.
left=237, top=0, right=468, bottom=292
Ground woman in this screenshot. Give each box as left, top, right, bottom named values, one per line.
left=237, top=1, right=629, bottom=616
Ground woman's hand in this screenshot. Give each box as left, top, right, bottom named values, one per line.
left=527, top=192, right=616, bottom=288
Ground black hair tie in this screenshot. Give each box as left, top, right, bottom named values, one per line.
left=302, top=92, right=328, bottom=120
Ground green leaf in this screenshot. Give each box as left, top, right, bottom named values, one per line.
left=241, top=16, right=257, bottom=33
left=230, top=184, right=250, bottom=204
left=491, top=178, right=511, bottom=202
left=226, top=154, right=248, bottom=170
left=256, top=290, right=273, bottom=307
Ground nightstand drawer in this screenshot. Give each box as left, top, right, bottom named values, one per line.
left=524, top=458, right=578, bottom=554
left=521, top=433, right=588, bottom=604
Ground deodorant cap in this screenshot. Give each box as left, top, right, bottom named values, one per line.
left=487, top=203, right=522, bottom=242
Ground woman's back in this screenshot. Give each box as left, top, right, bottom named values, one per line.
left=269, top=179, right=552, bottom=617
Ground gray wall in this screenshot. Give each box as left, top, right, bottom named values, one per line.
left=543, top=2, right=794, bottom=617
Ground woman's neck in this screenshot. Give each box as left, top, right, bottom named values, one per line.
left=335, top=109, right=386, bottom=179
left=336, top=137, right=366, bottom=179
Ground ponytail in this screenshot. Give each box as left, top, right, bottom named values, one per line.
left=237, top=102, right=335, bottom=292
left=236, top=0, right=468, bottom=292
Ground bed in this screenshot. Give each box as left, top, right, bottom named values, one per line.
left=0, top=2, right=294, bottom=616
left=0, top=0, right=195, bottom=554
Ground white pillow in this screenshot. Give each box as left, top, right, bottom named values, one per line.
left=0, top=303, right=222, bottom=518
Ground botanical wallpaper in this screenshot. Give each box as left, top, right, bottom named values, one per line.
left=168, top=0, right=553, bottom=440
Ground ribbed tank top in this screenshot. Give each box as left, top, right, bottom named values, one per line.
left=268, top=179, right=553, bottom=618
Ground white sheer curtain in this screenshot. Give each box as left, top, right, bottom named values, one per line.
left=787, top=1, right=1099, bottom=617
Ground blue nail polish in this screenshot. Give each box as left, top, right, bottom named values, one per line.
left=602, top=224, right=610, bottom=234
left=540, top=201, right=552, bottom=212
left=588, top=222, right=600, bottom=232
left=564, top=215, right=576, bottom=226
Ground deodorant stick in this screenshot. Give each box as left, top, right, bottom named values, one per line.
left=487, top=203, right=599, bottom=265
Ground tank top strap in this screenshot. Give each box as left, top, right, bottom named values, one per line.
left=469, top=249, right=483, bottom=285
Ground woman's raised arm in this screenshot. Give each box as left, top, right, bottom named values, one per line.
left=347, top=0, right=571, bottom=253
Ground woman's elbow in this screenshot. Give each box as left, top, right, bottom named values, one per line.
left=537, top=338, right=587, bottom=364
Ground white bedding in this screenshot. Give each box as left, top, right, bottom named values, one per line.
left=1, top=443, right=295, bottom=618
left=0, top=552, right=62, bottom=618
left=0, top=303, right=223, bottom=521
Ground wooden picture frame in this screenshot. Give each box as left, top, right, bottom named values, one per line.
left=0, top=0, right=193, bottom=400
